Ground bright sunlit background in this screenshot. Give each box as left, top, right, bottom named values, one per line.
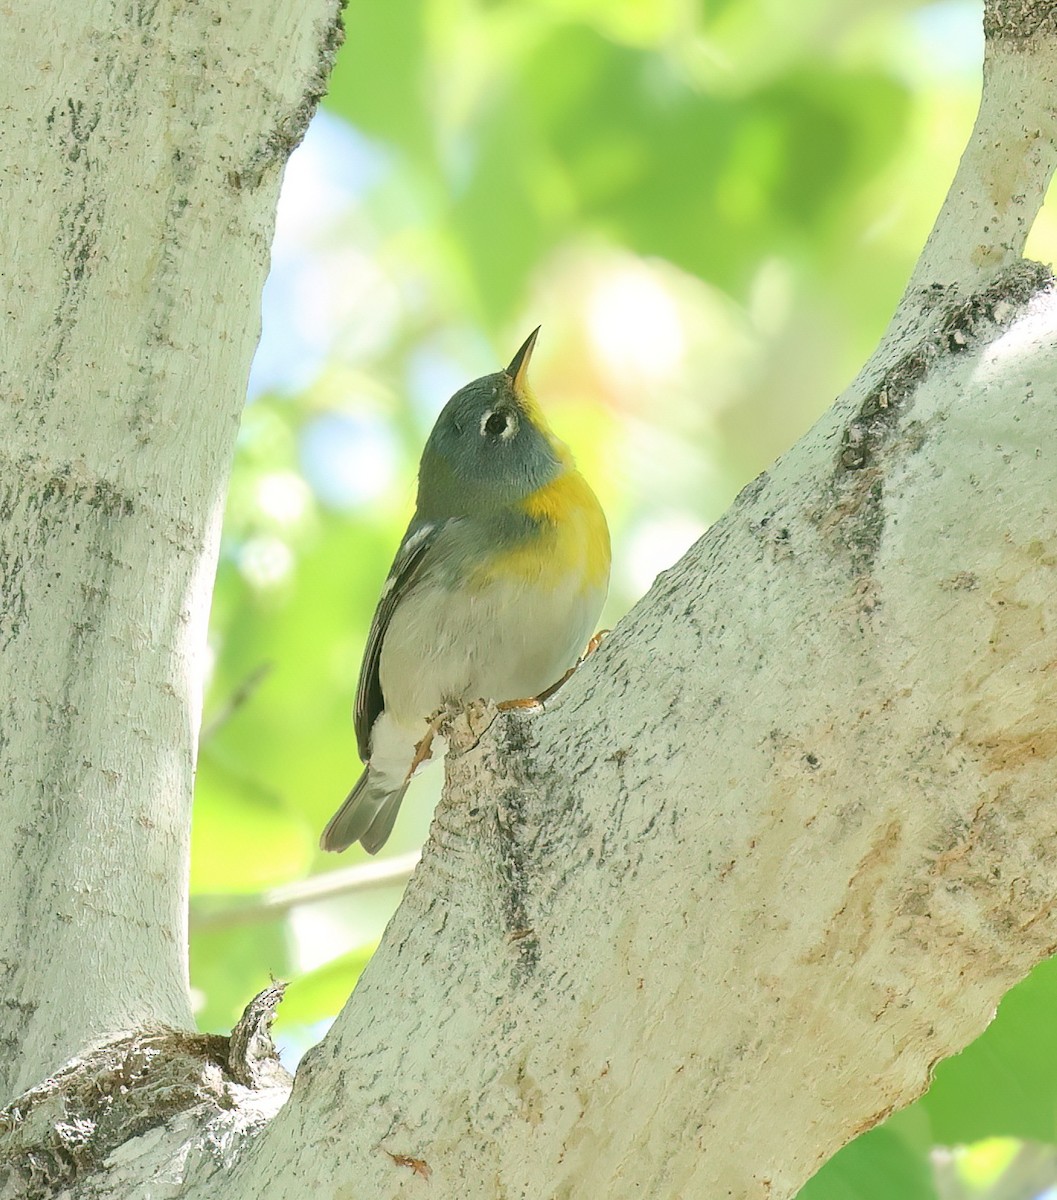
left=189, top=2, right=1057, bottom=1197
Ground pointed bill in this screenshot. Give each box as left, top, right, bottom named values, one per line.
left=506, top=326, right=541, bottom=394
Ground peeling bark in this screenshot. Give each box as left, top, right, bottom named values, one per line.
left=0, top=986, right=287, bottom=1200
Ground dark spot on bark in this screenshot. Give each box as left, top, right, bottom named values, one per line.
left=493, top=715, right=541, bottom=978
left=985, top=1, right=1057, bottom=40
left=829, top=261, right=1053, bottom=580
left=838, top=347, right=929, bottom=473
left=735, top=471, right=768, bottom=509
left=838, top=263, right=1051, bottom=478
left=62, top=98, right=101, bottom=161
left=128, top=0, right=161, bottom=29
left=0, top=464, right=132, bottom=654
left=41, top=99, right=105, bottom=386
left=228, top=4, right=346, bottom=190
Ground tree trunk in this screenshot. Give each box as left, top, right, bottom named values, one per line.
left=0, top=0, right=342, bottom=1123
left=3, top=2, right=1057, bottom=1199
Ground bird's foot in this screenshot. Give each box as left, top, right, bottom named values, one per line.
left=497, top=696, right=545, bottom=712
left=407, top=705, right=457, bottom=781
left=412, top=700, right=498, bottom=770
left=454, top=698, right=499, bottom=750
left=528, top=628, right=611, bottom=705
left=583, top=628, right=609, bottom=657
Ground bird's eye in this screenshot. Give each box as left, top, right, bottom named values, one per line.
left=480, top=409, right=517, bottom=439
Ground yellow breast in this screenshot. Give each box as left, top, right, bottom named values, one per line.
left=482, top=467, right=611, bottom=591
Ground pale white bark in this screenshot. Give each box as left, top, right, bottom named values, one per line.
left=0, top=0, right=342, bottom=1101
left=3, top=3, right=1057, bottom=1200
left=909, top=32, right=1057, bottom=291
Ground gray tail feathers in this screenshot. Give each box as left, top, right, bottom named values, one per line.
left=320, top=769, right=409, bottom=855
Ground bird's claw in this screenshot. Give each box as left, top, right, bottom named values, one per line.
left=410, top=701, right=499, bottom=775
left=524, top=628, right=611, bottom=705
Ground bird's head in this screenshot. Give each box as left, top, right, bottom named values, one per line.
left=417, top=328, right=569, bottom=518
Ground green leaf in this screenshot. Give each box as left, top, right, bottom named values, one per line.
left=517, top=25, right=911, bottom=292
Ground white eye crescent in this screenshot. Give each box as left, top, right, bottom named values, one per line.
left=480, top=409, right=518, bottom=440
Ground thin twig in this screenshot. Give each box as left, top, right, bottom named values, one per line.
left=189, top=851, right=421, bottom=932
left=200, top=662, right=273, bottom=742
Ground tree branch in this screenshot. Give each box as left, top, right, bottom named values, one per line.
left=228, top=262, right=1057, bottom=1198
left=189, top=852, right=420, bottom=932
left=907, top=5, right=1057, bottom=293
left=200, top=664, right=274, bottom=744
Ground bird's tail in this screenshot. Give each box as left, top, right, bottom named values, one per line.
left=320, top=769, right=409, bottom=855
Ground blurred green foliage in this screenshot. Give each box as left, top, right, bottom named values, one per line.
left=802, top=959, right=1057, bottom=1198
left=190, top=0, right=1057, bottom=1194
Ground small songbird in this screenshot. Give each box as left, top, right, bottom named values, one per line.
left=320, top=329, right=610, bottom=854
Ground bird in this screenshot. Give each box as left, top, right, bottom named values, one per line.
left=320, top=328, right=610, bottom=854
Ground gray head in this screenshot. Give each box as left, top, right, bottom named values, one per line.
left=415, top=329, right=565, bottom=520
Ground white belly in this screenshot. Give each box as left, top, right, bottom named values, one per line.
left=379, top=571, right=604, bottom=725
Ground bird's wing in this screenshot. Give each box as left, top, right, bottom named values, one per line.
left=354, top=519, right=446, bottom=760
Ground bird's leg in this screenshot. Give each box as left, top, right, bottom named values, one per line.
left=583, top=628, right=608, bottom=657
left=407, top=706, right=451, bottom=781
left=501, top=629, right=611, bottom=709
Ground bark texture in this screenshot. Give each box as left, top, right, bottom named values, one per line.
left=0, top=0, right=342, bottom=1101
